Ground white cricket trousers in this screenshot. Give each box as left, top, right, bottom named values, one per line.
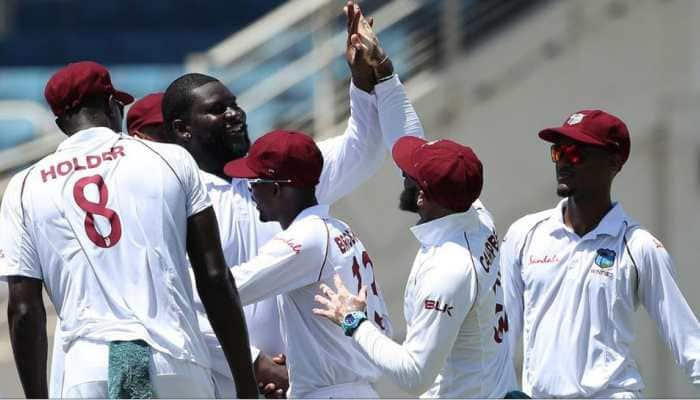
left=60, top=339, right=215, bottom=398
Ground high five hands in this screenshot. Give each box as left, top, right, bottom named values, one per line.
left=344, top=1, right=394, bottom=92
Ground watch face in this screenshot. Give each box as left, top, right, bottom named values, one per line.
left=344, top=314, right=355, bottom=324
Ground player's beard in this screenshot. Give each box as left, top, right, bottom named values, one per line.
left=399, top=185, right=420, bottom=213
left=221, top=128, right=251, bottom=161
left=556, top=183, right=575, bottom=198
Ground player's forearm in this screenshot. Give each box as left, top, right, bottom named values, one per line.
left=375, top=75, right=425, bottom=149
left=195, top=270, right=259, bottom=398
left=315, top=88, right=383, bottom=205
left=8, top=300, right=48, bottom=398
left=353, top=322, right=438, bottom=395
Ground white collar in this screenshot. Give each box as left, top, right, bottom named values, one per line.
left=410, top=207, right=479, bottom=246
left=56, top=127, right=121, bottom=152
left=291, top=204, right=330, bottom=226
left=549, top=199, right=635, bottom=239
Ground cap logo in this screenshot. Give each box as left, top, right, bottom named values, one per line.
left=566, top=113, right=585, bottom=125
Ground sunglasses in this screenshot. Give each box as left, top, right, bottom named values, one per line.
left=550, top=143, right=611, bottom=165
left=247, top=178, right=292, bottom=189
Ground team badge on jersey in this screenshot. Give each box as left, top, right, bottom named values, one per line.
left=594, top=248, right=616, bottom=269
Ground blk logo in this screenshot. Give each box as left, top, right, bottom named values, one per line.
left=424, top=299, right=453, bottom=316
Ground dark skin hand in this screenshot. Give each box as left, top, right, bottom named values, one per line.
left=345, top=1, right=375, bottom=92
left=255, top=353, right=289, bottom=398
left=187, top=207, right=259, bottom=398
left=7, top=276, right=47, bottom=398
left=345, top=2, right=395, bottom=85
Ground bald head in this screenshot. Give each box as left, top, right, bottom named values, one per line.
left=162, top=73, right=219, bottom=136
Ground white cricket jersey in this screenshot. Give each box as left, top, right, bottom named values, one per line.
left=0, top=127, right=212, bottom=368
left=231, top=205, right=393, bottom=398
left=352, top=200, right=517, bottom=398
left=191, top=76, right=424, bottom=380
left=501, top=199, right=700, bottom=397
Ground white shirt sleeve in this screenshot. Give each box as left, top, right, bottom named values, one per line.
left=632, top=231, right=700, bottom=387
left=500, top=223, right=526, bottom=357
left=0, top=169, right=42, bottom=280
left=352, top=262, right=476, bottom=395
left=179, top=148, right=212, bottom=217
left=231, top=220, right=328, bottom=306
left=315, top=82, right=383, bottom=205
left=374, top=74, right=425, bottom=149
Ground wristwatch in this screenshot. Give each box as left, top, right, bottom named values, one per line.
left=341, top=310, right=367, bottom=337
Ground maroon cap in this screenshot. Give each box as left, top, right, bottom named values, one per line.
left=44, top=61, right=134, bottom=116
left=392, top=136, right=483, bottom=212
left=126, top=92, right=164, bottom=136
left=538, top=109, right=630, bottom=163
left=224, top=130, right=323, bottom=187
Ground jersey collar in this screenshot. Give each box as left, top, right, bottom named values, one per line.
left=550, top=199, right=635, bottom=239
left=291, top=204, right=330, bottom=226
left=410, top=206, right=479, bottom=246
left=56, top=127, right=121, bottom=152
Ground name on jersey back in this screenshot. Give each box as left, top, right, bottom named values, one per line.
left=40, top=146, right=126, bottom=182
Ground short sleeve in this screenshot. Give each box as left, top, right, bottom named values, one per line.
left=0, top=169, right=42, bottom=280
left=179, top=148, right=211, bottom=217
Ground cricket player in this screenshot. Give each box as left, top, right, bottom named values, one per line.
left=223, top=129, right=394, bottom=398
left=126, top=93, right=289, bottom=397
left=501, top=109, right=700, bottom=397
left=0, top=61, right=257, bottom=398
left=313, top=136, right=518, bottom=398
left=160, top=2, right=423, bottom=396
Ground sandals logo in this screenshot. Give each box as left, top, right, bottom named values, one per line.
left=594, top=248, right=616, bottom=269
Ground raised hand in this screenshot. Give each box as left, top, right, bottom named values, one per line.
left=346, top=2, right=394, bottom=82
left=344, top=1, right=375, bottom=92
left=313, top=273, right=368, bottom=325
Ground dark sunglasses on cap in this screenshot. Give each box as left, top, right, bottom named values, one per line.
left=550, top=143, right=612, bottom=166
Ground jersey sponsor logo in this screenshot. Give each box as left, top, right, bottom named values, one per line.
left=590, top=268, right=613, bottom=278
left=528, top=254, right=559, bottom=265
left=273, top=238, right=302, bottom=254
left=333, top=229, right=359, bottom=254
left=40, top=146, right=126, bottom=183
left=479, top=230, right=499, bottom=273
left=424, top=299, right=453, bottom=316
left=594, top=248, right=615, bottom=269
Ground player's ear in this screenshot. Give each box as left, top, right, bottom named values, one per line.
left=55, top=117, right=67, bottom=133
left=272, top=182, right=282, bottom=196
left=172, top=119, right=191, bottom=144
left=416, top=189, right=425, bottom=208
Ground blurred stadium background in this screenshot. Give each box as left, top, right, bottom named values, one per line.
left=0, top=0, right=699, bottom=397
